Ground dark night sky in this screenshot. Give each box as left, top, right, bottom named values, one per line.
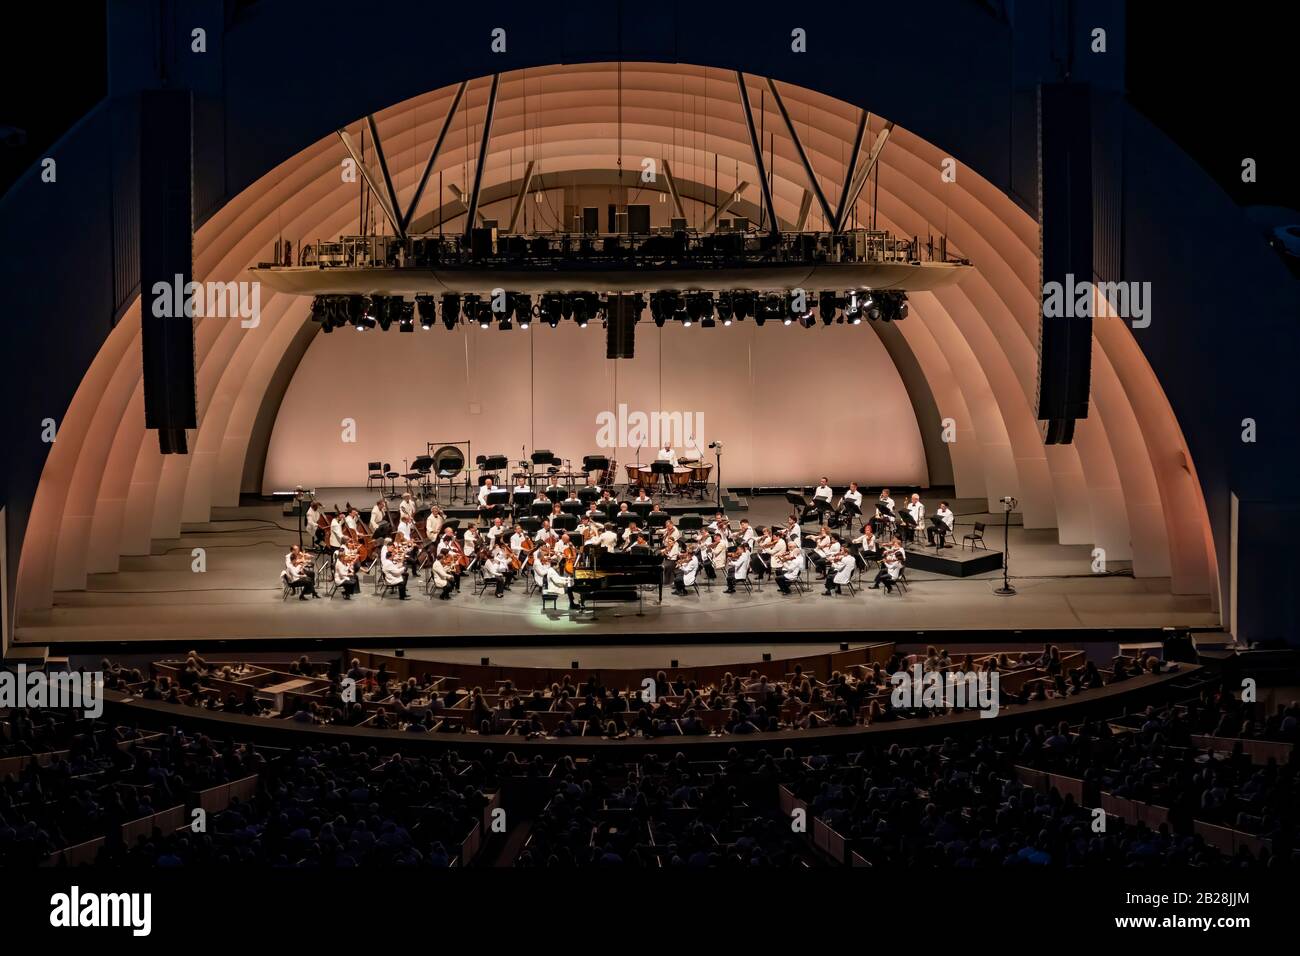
left=1, top=3, right=1296, bottom=211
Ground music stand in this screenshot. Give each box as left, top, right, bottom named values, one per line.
left=512, top=491, right=536, bottom=517
left=554, top=514, right=578, bottom=532
left=927, top=515, right=949, bottom=550
left=651, top=460, right=674, bottom=496
left=544, top=487, right=565, bottom=505
left=577, top=486, right=601, bottom=505
left=895, top=508, right=916, bottom=543
left=843, top=500, right=863, bottom=534
left=631, top=502, right=652, bottom=520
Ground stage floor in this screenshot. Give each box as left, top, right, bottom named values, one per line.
left=13, top=492, right=1219, bottom=648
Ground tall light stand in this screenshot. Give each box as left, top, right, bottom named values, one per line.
left=711, top=441, right=723, bottom=511
left=994, top=496, right=1017, bottom=596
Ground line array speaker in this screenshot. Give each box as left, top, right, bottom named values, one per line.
left=139, top=88, right=196, bottom=455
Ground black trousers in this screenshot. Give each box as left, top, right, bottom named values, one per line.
left=873, top=568, right=897, bottom=591
left=927, top=526, right=950, bottom=547
left=777, top=572, right=798, bottom=593
left=673, top=571, right=691, bottom=593
left=291, top=578, right=316, bottom=598
left=339, top=578, right=359, bottom=598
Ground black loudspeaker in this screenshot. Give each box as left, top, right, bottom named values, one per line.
left=627, top=204, right=651, bottom=234
left=582, top=207, right=599, bottom=234
left=606, top=294, right=639, bottom=359
left=1035, top=82, right=1093, bottom=445
left=139, top=89, right=196, bottom=455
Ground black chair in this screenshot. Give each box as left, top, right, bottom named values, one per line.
left=383, top=463, right=399, bottom=496
left=366, top=461, right=385, bottom=490
left=962, top=522, right=987, bottom=551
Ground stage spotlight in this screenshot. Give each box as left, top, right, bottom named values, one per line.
left=733, top=292, right=753, bottom=321
left=560, top=296, right=575, bottom=321
left=818, top=291, right=838, bottom=326
left=348, top=295, right=374, bottom=331
left=716, top=293, right=734, bottom=327
left=846, top=292, right=864, bottom=325
left=477, top=304, right=492, bottom=329
left=441, top=293, right=460, bottom=330
left=498, top=317, right=513, bottom=331
left=686, top=292, right=712, bottom=323
left=461, top=294, right=480, bottom=321
left=416, top=294, right=436, bottom=329
left=397, top=298, right=415, bottom=332
left=513, top=293, right=532, bottom=329
left=579, top=292, right=601, bottom=327
left=573, top=296, right=589, bottom=327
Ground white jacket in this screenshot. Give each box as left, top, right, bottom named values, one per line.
left=829, top=554, right=855, bottom=585
left=381, top=554, right=406, bottom=585
left=677, top=554, right=699, bottom=587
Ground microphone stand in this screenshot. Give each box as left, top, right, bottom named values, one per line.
left=995, top=497, right=1017, bottom=596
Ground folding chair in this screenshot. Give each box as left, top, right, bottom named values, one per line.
left=962, top=521, right=987, bottom=551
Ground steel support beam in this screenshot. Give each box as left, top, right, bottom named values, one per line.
left=832, top=111, right=869, bottom=235
left=735, top=72, right=779, bottom=237
left=506, top=160, right=537, bottom=233
left=448, top=184, right=485, bottom=226
left=661, top=159, right=687, bottom=220
left=765, top=77, right=834, bottom=230
left=703, top=182, right=750, bottom=233
left=400, top=80, right=467, bottom=234
left=464, top=73, right=500, bottom=238
left=795, top=189, right=814, bottom=232
left=837, top=122, right=894, bottom=233
left=365, top=114, right=405, bottom=239
left=336, top=127, right=405, bottom=238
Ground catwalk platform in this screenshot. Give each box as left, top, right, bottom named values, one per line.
left=10, top=492, right=1219, bottom=650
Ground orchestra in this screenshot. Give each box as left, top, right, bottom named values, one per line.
left=282, top=474, right=933, bottom=608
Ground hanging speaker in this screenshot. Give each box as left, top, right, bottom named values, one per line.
left=139, top=88, right=196, bottom=455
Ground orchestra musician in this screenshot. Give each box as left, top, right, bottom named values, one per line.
left=485, top=517, right=507, bottom=547
left=927, top=501, right=955, bottom=548
left=774, top=543, right=807, bottom=594
left=379, top=538, right=410, bottom=599
left=854, top=525, right=881, bottom=561
left=657, top=444, right=678, bottom=466
left=805, top=477, right=834, bottom=523
left=620, top=520, right=642, bottom=548
left=283, top=545, right=317, bottom=599
left=512, top=475, right=531, bottom=495
left=783, top=515, right=802, bottom=545
left=755, top=526, right=787, bottom=580
left=537, top=552, right=577, bottom=609
left=822, top=549, right=855, bottom=596
left=369, top=498, right=388, bottom=533
left=463, top=523, right=481, bottom=556
left=834, top=482, right=864, bottom=528
left=872, top=489, right=897, bottom=538
left=706, top=532, right=728, bottom=581
left=425, top=506, right=446, bottom=541
left=482, top=547, right=513, bottom=598
left=628, top=533, right=651, bottom=554
left=305, top=499, right=325, bottom=546
left=328, top=510, right=346, bottom=550
left=736, top=519, right=757, bottom=546
left=871, top=538, right=906, bottom=593
left=723, top=541, right=752, bottom=594
left=430, top=551, right=456, bottom=600
left=632, top=486, right=653, bottom=507
left=904, top=494, right=925, bottom=544
left=398, top=492, right=416, bottom=525
left=595, top=523, right=618, bottom=551
left=671, top=545, right=700, bottom=595
left=812, top=526, right=842, bottom=574
left=477, top=477, right=499, bottom=519
left=345, top=508, right=365, bottom=541
left=534, top=519, right=558, bottom=550
left=334, top=547, right=360, bottom=600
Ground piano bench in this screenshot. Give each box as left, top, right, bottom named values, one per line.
left=541, top=592, right=559, bottom=610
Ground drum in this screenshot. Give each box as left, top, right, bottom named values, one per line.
left=625, top=464, right=642, bottom=486
left=670, top=469, right=692, bottom=489
left=689, top=463, right=712, bottom=483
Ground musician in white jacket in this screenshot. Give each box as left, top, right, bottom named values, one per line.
left=380, top=540, right=409, bottom=599
left=775, top=546, right=806, bottom=594
left=538, top=554, right=576, bottom=608
left=927, top=501, right=955, bottom=548
left=904, top=494, right=925, bottom=544
left=334, top=551, right=359, bottom=600
left=328, top=513, right=346, bottom=549
left=283, top=546, right=317, bottom=599
left=723, top=542, right=752, bottom=594
left=672, top=548, right=700, bottom=595
left=429, top=554, right=455, bottom=600
left=822, top=551, right=855, bottom=596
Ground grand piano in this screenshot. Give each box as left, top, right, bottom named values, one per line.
left=570, top=545, right=663, bottom=612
